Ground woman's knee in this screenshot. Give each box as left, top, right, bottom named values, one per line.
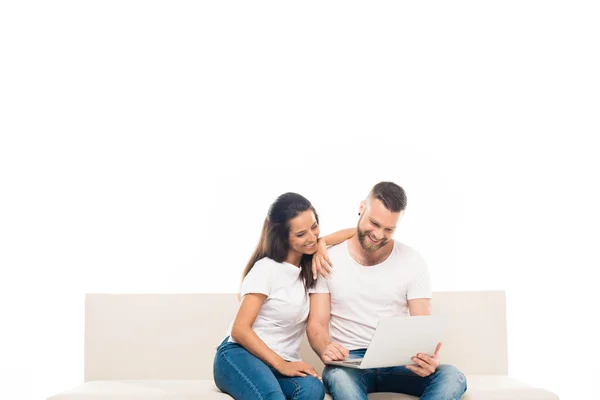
left=297, top=375, right=325, bottom=400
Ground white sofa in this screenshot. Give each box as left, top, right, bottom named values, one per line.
left=48, top=291, right=558, bottom=399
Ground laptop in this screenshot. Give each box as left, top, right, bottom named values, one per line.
left=325, top=315, right=444, bottom=369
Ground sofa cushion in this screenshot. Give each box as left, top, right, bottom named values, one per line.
left=47, top=375, right=559, bottom=400
left=459, top=375, right=558, bottom=400
left=47, top=380, right=231, bottom=400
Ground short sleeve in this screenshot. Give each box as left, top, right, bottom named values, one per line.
left=308, top=274, right=330, bottom=294
left=407, top=253, right=432, bottom=300
left=240, top=259, right=273, bottom=297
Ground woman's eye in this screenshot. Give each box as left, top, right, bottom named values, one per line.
left=297, top=233, right=305, bottom=237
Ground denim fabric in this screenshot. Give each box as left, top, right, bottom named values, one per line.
left=213, top=337, right=325, bottom=400
left=323, top=348, right=467, bottom=400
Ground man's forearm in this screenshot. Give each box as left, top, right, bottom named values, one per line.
left=307, top=322, right=332, bottom=357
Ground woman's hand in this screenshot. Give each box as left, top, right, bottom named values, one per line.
left=312, top=239, right=333, bottom=279
left=276, top=360, right=321, bottom=380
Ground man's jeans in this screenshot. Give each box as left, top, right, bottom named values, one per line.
left=323, top=349, right=467, bottom=400
left=213, top=337, right=325, bottom=400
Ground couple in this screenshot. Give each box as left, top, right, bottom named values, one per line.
left=213, top=182, right=467, bottom=400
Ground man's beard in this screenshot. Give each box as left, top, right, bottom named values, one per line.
left=357, top=228, right=388, bottom=252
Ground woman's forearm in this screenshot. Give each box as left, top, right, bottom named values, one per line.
left=321, top=228, right=356, bottom=247
left=231, top=325, right=286, bottom=370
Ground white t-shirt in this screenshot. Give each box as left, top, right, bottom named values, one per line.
left=309, top=240, right=431, bottom=350
left=226, top=257, right=309, bottom=362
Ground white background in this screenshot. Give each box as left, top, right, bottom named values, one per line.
left=1, top=1, right=599, bottom=399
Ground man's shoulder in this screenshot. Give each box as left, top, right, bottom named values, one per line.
left=393, top=240, right=420, bottom=257
left=326, top=241, right=349, bottom=259
left=392, top=241, right=427, bottom=267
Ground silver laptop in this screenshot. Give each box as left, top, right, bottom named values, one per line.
left=325, top=315, right=444, bottom=369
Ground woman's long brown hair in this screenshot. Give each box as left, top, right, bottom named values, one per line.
left=242, top=192, right=319, bottom=291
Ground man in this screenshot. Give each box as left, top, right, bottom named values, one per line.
left=307, top=182, right=467, bottom=400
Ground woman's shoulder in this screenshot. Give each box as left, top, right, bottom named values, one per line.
left=251, top=257, right=279, bottom=272
left=242, top=258, right=279, bottom=285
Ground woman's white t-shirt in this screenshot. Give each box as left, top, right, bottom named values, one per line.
left=225, top=257, right=309, bottom=362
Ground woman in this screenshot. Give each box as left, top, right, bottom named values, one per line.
left=213, top=192, right=354, bottom=400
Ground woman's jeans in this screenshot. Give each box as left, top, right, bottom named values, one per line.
left=213, top=337, right=325, bottom=400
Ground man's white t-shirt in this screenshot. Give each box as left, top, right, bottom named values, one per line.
left=309, top=240, right=431, bottom=350
left=225, top=257, right=309, bottom=362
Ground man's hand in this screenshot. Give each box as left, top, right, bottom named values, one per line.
left=406, top=342, right=442, bottom=377
left=320, top=342, right=349, bottom=363
left=275, top=361, right=321, bottom=380
left=312, top=240, right=333, bottom=279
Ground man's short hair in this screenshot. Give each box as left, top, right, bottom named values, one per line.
left=368, top=182, right=407, bottom=212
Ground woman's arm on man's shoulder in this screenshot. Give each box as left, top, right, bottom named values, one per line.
left=320, top=228, right=356, bottom=248
left=312, top=228, right=356, bottom=278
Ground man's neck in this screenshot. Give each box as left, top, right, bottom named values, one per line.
left=347, top=236, right=394, bottom=267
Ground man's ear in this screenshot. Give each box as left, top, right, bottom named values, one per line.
left=359, top=200, right=365, bottom=216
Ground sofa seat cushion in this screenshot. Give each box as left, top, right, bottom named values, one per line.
left=460, top=375, right=559, bottom=400
left=47, top=380, right=231, bottom=400
left=47, top=376, right=558, bottom=400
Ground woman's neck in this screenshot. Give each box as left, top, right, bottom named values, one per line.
left=284, top=252, right=302, bottom=267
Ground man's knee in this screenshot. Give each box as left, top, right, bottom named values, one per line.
left=323, top=366, right=365, bottom=398
left=435, top=364, right=468, bottom=394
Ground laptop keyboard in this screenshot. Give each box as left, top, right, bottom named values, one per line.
left=343, top=358, right=363, bottom=364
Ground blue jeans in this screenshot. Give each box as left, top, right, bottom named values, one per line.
left=213, top=337, right=325, bottom=400
left=323, top=349, right=467, bottom=400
